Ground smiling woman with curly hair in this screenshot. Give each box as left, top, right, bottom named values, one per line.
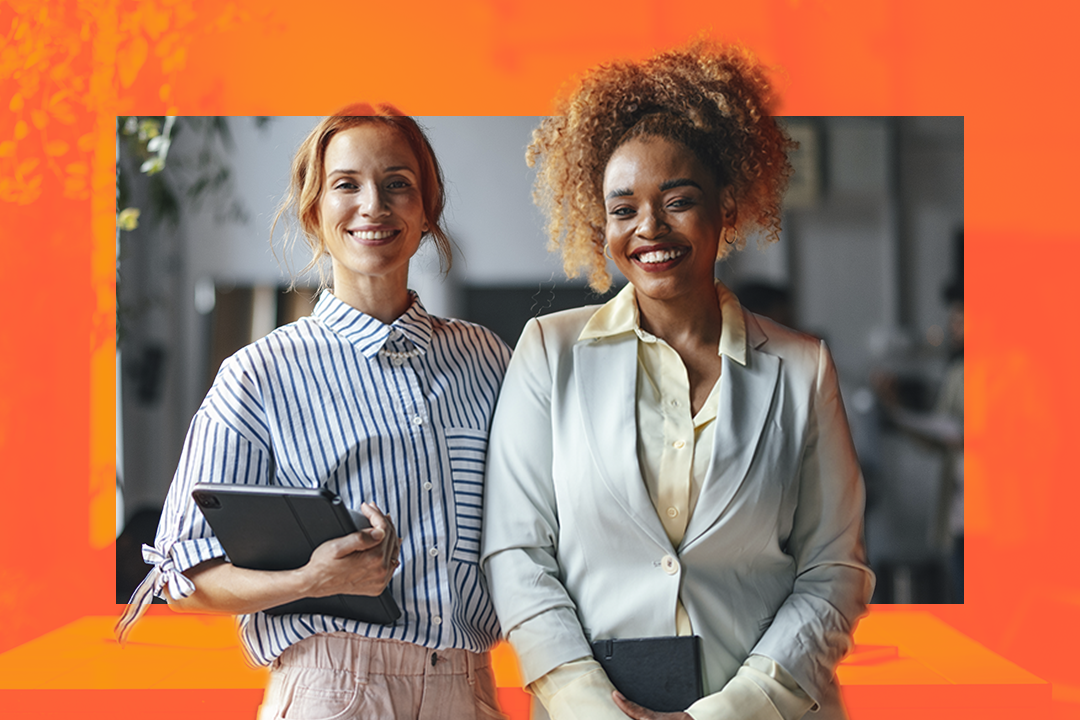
left=527, top=41, right=796, bottom=293
left=482, top=41, right=874, bottom=720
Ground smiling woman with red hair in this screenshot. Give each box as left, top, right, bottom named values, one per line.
left=482, top=42, right=874, bottom=720
left=119, top=106, right=511, bottom=720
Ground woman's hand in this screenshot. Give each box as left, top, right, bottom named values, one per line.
left=613, top=691, right=693, bottom=720
left=302, top=502, right=401, bottom=598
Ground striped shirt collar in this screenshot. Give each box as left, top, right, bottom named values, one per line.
left=313, top=289, right=434, bottom=359
left=578, top=281, right=748, bottom=366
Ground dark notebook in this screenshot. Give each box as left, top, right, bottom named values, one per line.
left=591, top=635, right=704, bottom=712
left=191, top=482, right=401, bottom=624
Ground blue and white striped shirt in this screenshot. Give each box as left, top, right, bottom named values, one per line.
left=145, top=291, right=511, bottom=665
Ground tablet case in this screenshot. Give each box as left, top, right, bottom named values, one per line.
left=591, top=635, right=704, bottom=712
left=191, top=482, right=401, bottom=624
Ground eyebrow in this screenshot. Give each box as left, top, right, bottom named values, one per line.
left=659, top=178, right=702, bottom=192
left=606, top=177, right=702, bottom=200
left=327, top=166, right=415, bottom=176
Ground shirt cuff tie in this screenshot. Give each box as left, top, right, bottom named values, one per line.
left=113, top=544, right=197, bottom=645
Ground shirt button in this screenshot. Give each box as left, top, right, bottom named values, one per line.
left=429, top=546, right=439, bottom=557
left=432, top=615, right=442, bottom=625
left=412, top=416, right=424, bottom=426
left=423, top=481, right=433, bottom=491
left=670, top=399, right=679, bottom=407
left=673, top=439, right=686, bottom=449
left=666, top=507, right=679, bottom=518
left=661, top=555, right=679, bottom=575
left=392, top=356, right=404, bottom=367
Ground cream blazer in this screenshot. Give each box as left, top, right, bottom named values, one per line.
left=480, top=304, right=875, bottom=718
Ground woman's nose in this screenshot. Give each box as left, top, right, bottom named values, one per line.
left=635, top=207, right=668, bottom=239
left=358, top=185, right=389, bottom=217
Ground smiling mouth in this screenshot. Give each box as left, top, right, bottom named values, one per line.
left=632, top=246, right=689, bottom=264
left=348, top=229, right=398, bottom=240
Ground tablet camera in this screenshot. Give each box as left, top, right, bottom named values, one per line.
left=193, top=492, right=221, bottom=510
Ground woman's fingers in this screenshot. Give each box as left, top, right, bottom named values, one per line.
left=358, top=503, right=399, bottom=568
left=307, top=540, right=395, bottom=597
left=351, top=503, right=399, bottom=566
left=328, top=530, right=381, bottom=556
left=302, top=503, right=401, bottom=597
left=360, top=502, right=391, bottom=540
left=611, top=691, right=692, bottom=720
left=613, top=692, right=651, bottom=719
left=383, top=528, right=402, bottom=568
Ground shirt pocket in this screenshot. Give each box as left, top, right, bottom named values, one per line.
left=445, top=427, right=489, bottom=564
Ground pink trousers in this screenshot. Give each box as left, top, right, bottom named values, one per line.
left=257, top=632, right=507, bottom=720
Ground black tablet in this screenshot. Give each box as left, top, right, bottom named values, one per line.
left=191, top=483, right=401, bottom=624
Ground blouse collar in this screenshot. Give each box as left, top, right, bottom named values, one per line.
left=578, top=281, right=748, bottom=366
left=313, top=289, right=434, bottom=360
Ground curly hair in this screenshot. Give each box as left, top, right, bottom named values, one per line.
left=527, top=40, right=796, bottom=292
left=272, top=104, right=451, bottom=290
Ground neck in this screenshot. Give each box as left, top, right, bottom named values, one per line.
left=331, top=267, right=412, bottom=325
left=635, top=282, right=722, bottom=349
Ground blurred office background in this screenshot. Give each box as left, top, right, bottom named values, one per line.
left=115, top=116, right=963, bottom=604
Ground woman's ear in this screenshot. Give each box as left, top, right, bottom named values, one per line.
left=721, top=186, right=738, bottom=227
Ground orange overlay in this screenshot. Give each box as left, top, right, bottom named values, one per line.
left=2, top=1, right=1079, bottom=717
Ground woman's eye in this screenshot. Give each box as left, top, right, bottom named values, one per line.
left=609, top=206, right=634, bottom=217
left=387, top=180, right=410, bottom=190
left=334, top=181, right=358, bottom=191
left=668, top=198, right=691, bottom=208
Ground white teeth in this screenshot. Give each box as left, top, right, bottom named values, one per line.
left=636, top=248, right=687, bottom=264
left=349, top=230, right=396, bottom=240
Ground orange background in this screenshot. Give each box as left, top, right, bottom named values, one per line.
left=2, top=0, right=1079, bottom=715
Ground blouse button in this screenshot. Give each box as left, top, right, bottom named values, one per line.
left=661, top=555, right=679, bottom=575
left=423, top=481, right=433, bottom=491
left=432, top=615, right=442, bottom=625
left=666, top=507, right=679, bottom=518
left=673, top=439, right=686, bottom=450
left=412, top=416, right=424, bottom=426
left=429, top=546, right=440, bottom=557
left=392, top=356, right=405, bottom=367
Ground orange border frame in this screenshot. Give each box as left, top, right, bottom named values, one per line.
left=2, top=0, right=1078, bottom=713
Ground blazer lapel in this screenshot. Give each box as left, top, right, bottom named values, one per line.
left=681, top=312, right=780, bottom=550
left=574, top=335, right=673, bottom=550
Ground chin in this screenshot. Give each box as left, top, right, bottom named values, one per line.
left=629, top=276, right=689, bottom=300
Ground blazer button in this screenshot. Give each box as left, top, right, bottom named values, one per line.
left=661, top=555, right=679, bottom=575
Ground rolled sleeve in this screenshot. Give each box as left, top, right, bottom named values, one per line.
left=116, top=370, right=270, bottom=643
left=151, top=410, right=268, bottom=577
left=530, top=656, right=625, bottom=720
left=686, top=655, right=813, bottom=720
